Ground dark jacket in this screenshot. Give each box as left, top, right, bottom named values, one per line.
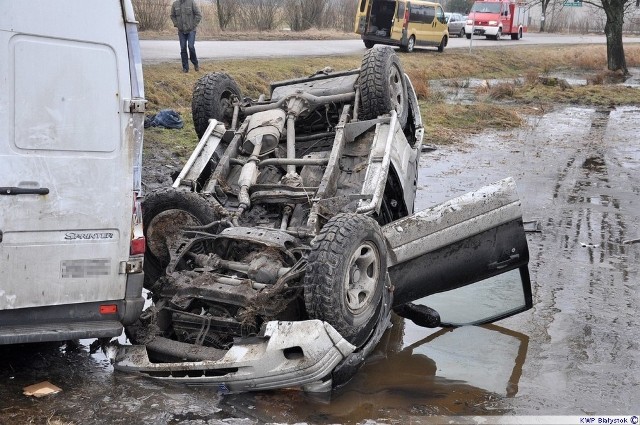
left=170, top=0, right=202, bottom=33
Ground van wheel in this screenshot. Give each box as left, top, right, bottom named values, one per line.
left=401, top=35, right=415, bottom=53
left=437, top=36, right=447, bottom=52
left=493, top=28, right=502, bottom=40
left=304, top=214, right=388, bottom=348
left=358, top=46, right=408, bottom=128
left=511, top=28, right=522, bottom=40
left=363, top=40, right=375, bottom=48
left=142, top=188, right=218, bottom=289
left=466, top=33, right=472, bottom=39
left=192, top=72, right=242, bottom=140
left=459, top=28, right=465, bottom=38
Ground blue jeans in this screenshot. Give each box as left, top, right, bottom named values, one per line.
left=178, top=31, right=198, bottom=71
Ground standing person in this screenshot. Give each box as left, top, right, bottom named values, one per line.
left=170, top=0, right=202, bottom=73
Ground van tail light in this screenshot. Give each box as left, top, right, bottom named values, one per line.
left=100, top=304, right=118, bottom=315
left=403, top=9, right=409, bottom=29
left=130, top=236, right=146, bottom=255
left=130, top=195, right=146, bottom=255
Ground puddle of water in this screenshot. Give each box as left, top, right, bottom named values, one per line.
left=417, top=104, right=640, bottom=414
left=2, top=105, right=639, bottom=422
left=221, top=321, right=526, bottom=423
left=429, top=68, right=640, bottom=104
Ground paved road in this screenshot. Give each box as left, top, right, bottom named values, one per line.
left=140, top=33, right=640, bottom=62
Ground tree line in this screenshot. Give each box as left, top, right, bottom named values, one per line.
left=133, top=0, right=359, bottom=33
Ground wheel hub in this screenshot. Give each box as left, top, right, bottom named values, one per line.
left=388, top=65, right=405, bottom=118
left=345, top=242, right=380, bottom=314
left=147, top=209, right=201, bottom=263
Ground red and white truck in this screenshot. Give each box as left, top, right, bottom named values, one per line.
left=464, top=0, right=529, bottom=40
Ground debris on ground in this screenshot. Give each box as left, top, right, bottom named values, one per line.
left=23, top=381, right=62, bottom=398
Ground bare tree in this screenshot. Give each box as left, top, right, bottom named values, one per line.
left=132, top=0, right=170, bottom=31
left=285, top=0, right=330, bottom=31
left=213, top=0, right=239, bottom=31
left=583, top=0, right=636, bottom=74
left=321, top=0, right=358, bottom=32
left=239, top=0, right=282, bottom=31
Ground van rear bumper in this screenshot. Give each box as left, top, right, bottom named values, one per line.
left=361, top=34, right=405, bottom=47
left=0, top=274, right=144, bottom=345
left=0, top=320, right=124, bottom=345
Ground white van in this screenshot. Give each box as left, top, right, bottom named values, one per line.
left=0, top=0, right=146, bottom=344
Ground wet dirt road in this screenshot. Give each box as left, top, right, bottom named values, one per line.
left=1, top=105, right=638, bottom=423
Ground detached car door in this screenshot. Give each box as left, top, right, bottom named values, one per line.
left=384, top=177, right=532, bottom=326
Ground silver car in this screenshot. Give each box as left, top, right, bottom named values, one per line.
left=446, top=12, right=467, bottom=37
left=115, top=46, right=532, bottom=393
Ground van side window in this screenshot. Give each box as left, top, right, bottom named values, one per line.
left=396, top=2, right=405, bottom=18
left=409, top=4, right=426, bottom=23
left=424, top=5, right=435, bottom=24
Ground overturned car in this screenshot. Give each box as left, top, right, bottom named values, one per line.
left=115, top=46, right=532, bottom=392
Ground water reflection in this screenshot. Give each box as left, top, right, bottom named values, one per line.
left=224, top=318, right=529, bottom=423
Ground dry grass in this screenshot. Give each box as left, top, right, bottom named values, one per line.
left=142, top=44, right=640, bottom=152
left=488, top=82, right=517, bottom=100
left=422, top=102, right=525, bottom=145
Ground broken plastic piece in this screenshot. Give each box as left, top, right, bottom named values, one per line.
left=23, top=381, right=62, bottom=398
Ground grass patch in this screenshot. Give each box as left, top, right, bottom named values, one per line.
left=421, top=102, right=524, bottom=145
left=142, top=44, right=640, bottom=151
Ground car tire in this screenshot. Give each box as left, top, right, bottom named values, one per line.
left=466, top=33, right=472, bottom=39
left=358, top=45, right=409, bottom=128
left=192, top=72, right=242, bottom=140
left=363, top=40, right=375, bottom=48
left=437, top=36, right=447, bottom=52
left=142, top=188, right=218, bottom=289
left=401, top=35, right=415, bottom=53
left=304, top=213, right=387, bottom=348
left=494, top=28, right=502, bottom=40
left=459, top=28, right=465, bottom=38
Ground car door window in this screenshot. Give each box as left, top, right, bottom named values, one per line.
left=413, top=267, right=532, bottom=326
left=435, top=6, right=445, bottom=24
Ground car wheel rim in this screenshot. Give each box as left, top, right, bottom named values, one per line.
left=345, top=241, right=380, bottom=314
left=408, top=38, right=414, bottom=51
left=220, top=90, right=236, bottom=121
left=147, top=209, right=201, bottom=263
left=388, top=64, right=405, bottom=118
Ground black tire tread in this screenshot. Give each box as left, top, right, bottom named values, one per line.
left=358, top=46, right=408, bottom=128
left=191, top=72, right=242, bottom=140
left=142, top=188, right=218, bottom=288
left=304, top=213, right=386, bottom=347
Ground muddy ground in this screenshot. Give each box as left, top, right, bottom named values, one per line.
left=1, top=98, right=638, bottom=423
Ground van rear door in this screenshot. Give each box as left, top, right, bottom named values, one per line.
left=0, top=2, right=134, bottom=313
left=390, top=1, right=407, bottom=41
left=355, top=0, right=372, bottom=34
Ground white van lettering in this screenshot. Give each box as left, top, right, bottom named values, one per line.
left=64, top=232, right=114, bottom=240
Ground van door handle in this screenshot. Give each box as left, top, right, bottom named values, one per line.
left=0, top=187, right=50, bottom=195
left=488, top=254, right=520, bottom=270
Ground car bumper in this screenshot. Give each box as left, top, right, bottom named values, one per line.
left=466, top=25, right=499, bottom=36
left=114, top=320, right=356, bottom=393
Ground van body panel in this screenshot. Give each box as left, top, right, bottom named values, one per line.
left=356, top=0, right=448, bottom=51
left=0, top=0, right=145, bottom=342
